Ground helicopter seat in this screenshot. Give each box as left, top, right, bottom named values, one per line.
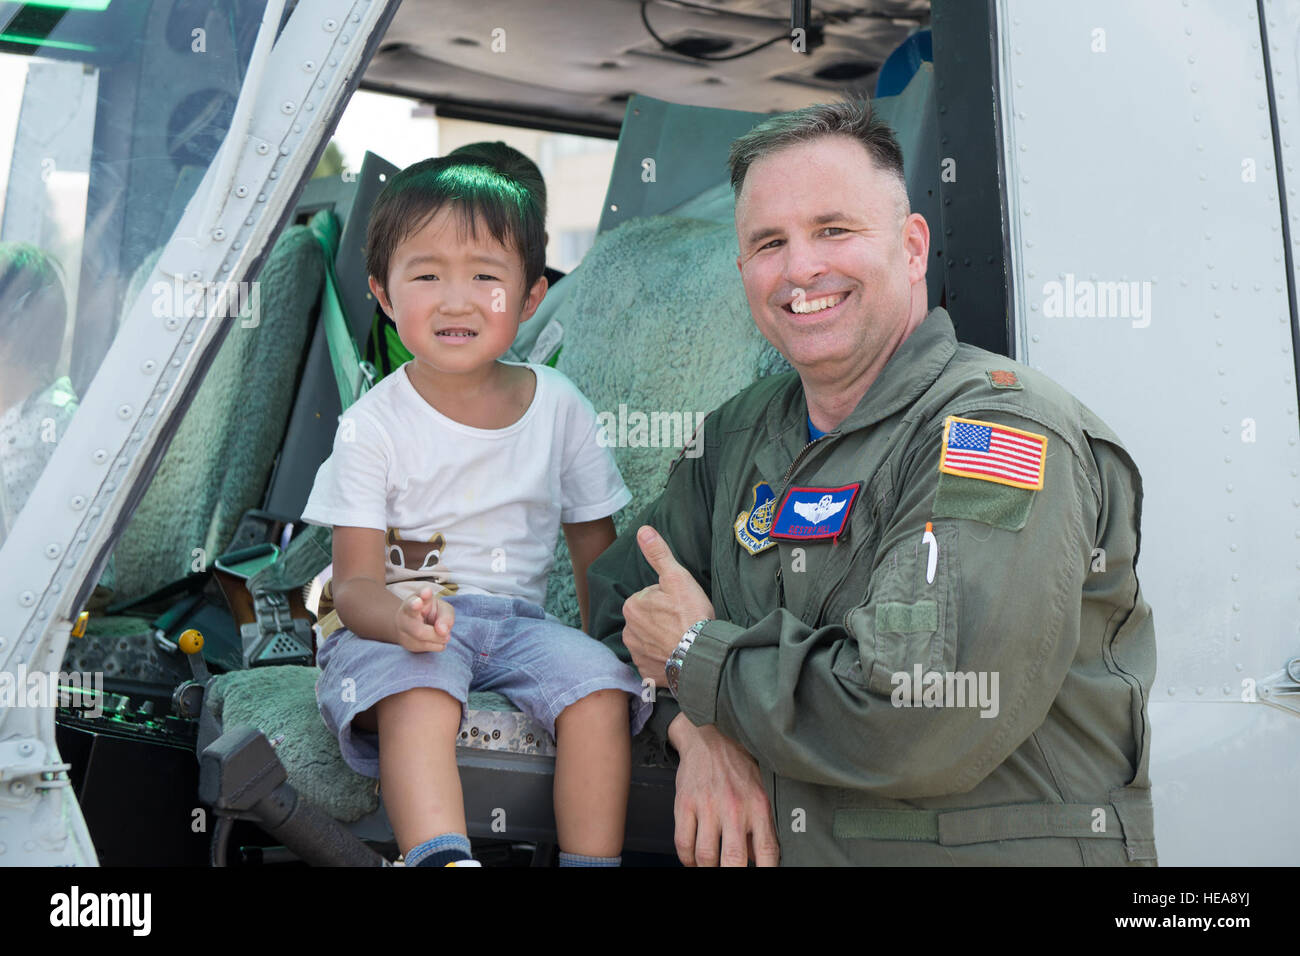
left=66, top=225, right=324, bottom=684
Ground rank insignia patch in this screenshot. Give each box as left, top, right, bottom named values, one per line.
left=734, top=482, right=777, bottom=555
left=769, top=483, right=860, bottom=541
left=938, top=416, right=1046, bottom=490
left=987, top=369, right=1022, bottom=390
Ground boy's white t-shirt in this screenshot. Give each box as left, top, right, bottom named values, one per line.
left=301, top=361, right=631, bottom=609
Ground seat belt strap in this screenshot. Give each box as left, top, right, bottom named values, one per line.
left=308, top=209, right=372, bottom=412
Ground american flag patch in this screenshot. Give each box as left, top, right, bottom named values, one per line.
left=938, top=416, right=1047, bottom=490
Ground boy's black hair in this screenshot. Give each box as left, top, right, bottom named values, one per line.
left=365, top=152, right=546, bottom=296
left=447, top=141, right=548, bottom=224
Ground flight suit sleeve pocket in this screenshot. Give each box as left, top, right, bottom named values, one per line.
left=932, top=470, right=1035, bottom=532
left=844, top=525, right=959, bottom=697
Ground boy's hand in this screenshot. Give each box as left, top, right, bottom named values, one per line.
left=394, top=586, right=454, bottom=652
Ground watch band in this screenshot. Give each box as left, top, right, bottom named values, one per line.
left=665, top=619, right=708, bottom=697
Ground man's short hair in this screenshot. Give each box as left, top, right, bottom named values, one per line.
left=727, top=99, right=909, bottom=218
left=365, top=152, right=546, bottom=295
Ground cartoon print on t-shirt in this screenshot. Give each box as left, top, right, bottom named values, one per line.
left=317, top=528, right=458, bottom=621
left=385, top=527, right=459, bottom=594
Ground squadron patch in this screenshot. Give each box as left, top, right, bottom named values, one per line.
left=938, top=416, right=1046, bottom=490
left=769, top=483, right=860, bottom=541
left=734, top=482, right=777, bottom=555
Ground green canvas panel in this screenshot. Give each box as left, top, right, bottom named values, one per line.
left=932, top=469, right=1036, bottom=531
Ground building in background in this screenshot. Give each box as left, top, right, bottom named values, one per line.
left=331, top=91, right=616, bottom=274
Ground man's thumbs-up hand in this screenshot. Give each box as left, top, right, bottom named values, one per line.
left=622, top=526, right=715, bottom=685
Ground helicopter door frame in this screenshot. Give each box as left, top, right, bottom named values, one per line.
left=990, top=0, right=1300, bottom=864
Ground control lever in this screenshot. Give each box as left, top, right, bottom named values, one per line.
left=199, top=725, right=387, bottom=866
left=172, top=628, right=210, bottom=718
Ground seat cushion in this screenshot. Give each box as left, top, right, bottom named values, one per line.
left=206, top=665, right=671, bottom=823
left=107, top=226, right=322, bottom=605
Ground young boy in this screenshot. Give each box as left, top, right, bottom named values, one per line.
left=301, top=153, right=650, bottom=867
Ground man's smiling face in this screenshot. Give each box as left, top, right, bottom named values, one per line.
left=734, top=135, right=928, bottom=382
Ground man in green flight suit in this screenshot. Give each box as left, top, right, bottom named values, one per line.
left=586, top=99, right=1157, bottom=866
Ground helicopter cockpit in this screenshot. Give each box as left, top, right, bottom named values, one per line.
left=2, top=0, right=1297, bottom=871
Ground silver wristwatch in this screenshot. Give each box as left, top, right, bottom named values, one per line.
left=665, top=620, right=708, bottom=697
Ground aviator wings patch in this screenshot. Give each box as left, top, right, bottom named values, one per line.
left=793, top=496, right=846, bottom=524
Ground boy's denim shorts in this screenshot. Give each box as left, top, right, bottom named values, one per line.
left=315, top=592, right=652, bottom=778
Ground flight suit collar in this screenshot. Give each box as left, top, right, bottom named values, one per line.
left=836, top=306, right=957, bottom=433
left=761, top=306, right=958, bottom=466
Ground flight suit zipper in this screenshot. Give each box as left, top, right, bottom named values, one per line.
left=775, top=433, right=834, bottom=613
left=779, top=435, right=830, bottom=488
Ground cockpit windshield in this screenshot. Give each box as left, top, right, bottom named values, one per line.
left=0, top=0, right=266, bottom=550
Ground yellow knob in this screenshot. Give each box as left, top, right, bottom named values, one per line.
left=71, top=611, right=89, bottom=639
left=178, top=629, right=204, bottom=654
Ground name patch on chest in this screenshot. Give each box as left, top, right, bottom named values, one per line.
left=769, top=483, right=861, bottom=541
